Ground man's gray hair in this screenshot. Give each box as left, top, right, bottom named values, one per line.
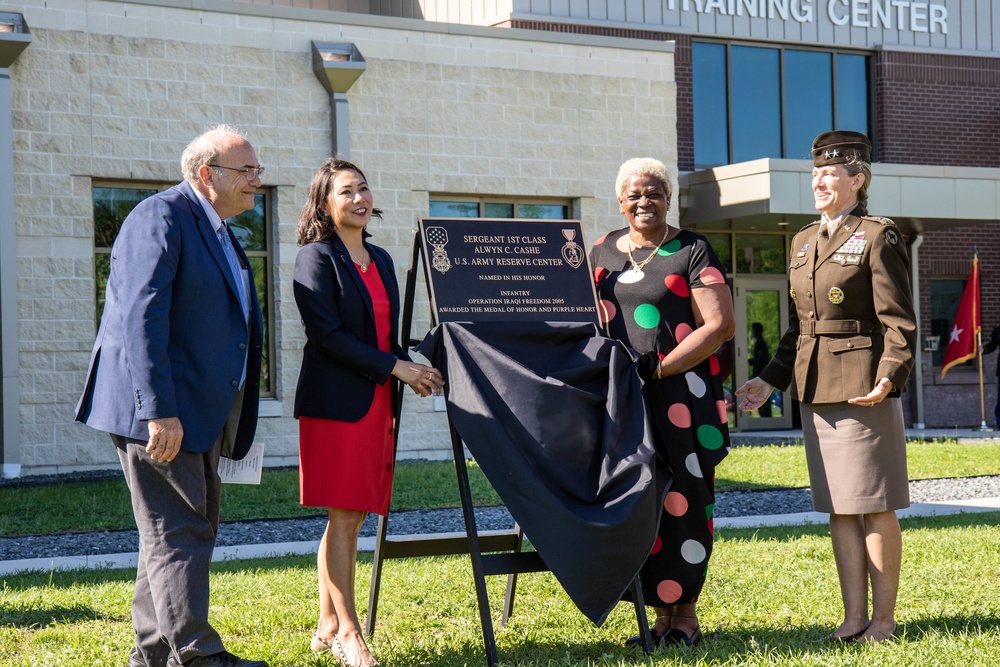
left=180, top=124, right=246, bottom=184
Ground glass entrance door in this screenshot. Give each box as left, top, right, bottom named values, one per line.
left=733, top=276, right=792, bottom=429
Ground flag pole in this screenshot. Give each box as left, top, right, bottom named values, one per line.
left=976, top=254, right=989, bottom=430
left=979, top=327, right=989, bottom=430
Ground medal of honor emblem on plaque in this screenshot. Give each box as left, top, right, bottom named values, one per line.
left=426, top=226, right=452, bottom=274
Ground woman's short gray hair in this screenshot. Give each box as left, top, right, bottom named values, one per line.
left=181, top=124, right=246, bottom=184
left=615, top=157, right=672, bottom=204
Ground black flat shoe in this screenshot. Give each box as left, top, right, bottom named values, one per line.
left=660, top=627, right=703, bottom=647
left=826, top=625, right=870, bottom=643
left=624, top=626, right=665, bottom=647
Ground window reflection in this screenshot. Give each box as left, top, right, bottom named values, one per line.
left=692, top=42, right=870, bottom=166
left=731, top=46, right=781, bottom=163
left=836, top=53, right=870, bottom=136
left=693, top=42, right=728, bottom=169
left=484, top=202, right=514, bottom=218
left=702, top=233, right=732, bottom=275
left=429, top=201, right=479, bottom=218
left=517, top=204, right=567, bottom=219
left=429, top=199, right=569, bottom=220
left=785, top=50, right=832, bottom=160
left=735, top=234, right=786, bottom=275
left=930, top=279, right=968, bottom=368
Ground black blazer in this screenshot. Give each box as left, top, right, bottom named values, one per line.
left=292, top=234, right=406, bottom=421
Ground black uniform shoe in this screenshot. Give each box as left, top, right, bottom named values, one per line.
left=185, top=651, right=269, bottom=667
left=660, top=627, right=703, bottom=647
left=624, top=626, right=665, bottom=648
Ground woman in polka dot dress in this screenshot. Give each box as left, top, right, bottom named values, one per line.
left=591, top=157, right=735, bottom=648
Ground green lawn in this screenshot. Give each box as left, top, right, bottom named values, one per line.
left=2, top=439, right=998, bottom=537
left=719, top=439, right=1000, bottom=490
left=3, top=511, right=1000, bottom=666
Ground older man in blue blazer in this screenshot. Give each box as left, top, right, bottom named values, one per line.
left=76, top=126, right=267, bottom=667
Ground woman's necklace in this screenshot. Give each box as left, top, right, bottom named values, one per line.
left=347, top=246, right=370, bottom=272
left=627, top=226, right=671, bottom=273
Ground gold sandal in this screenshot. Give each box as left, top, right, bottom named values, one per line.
left=310, top=634, right=332, bottom=652
left=331, top=636, right=381, bottom=667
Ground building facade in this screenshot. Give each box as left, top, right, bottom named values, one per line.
left=0, top=0, right=997, bottom=476
left=440, top=0, right=1000, bottom=433
left=0, top=0, right=678, bottom=476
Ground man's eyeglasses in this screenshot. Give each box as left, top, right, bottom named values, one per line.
left=209, top=164, right=265, bottom=181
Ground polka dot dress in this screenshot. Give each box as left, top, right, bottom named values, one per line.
left=591, top=228, right=731, bottom=607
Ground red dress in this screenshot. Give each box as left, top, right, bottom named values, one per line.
left=298, top=261, right=395, bottom=515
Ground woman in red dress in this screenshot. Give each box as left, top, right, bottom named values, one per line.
left=293, top=159, right=444, bottom=667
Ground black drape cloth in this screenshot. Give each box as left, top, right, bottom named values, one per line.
left=416, top=321, right=671, bottom=625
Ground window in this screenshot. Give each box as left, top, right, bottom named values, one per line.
left=701, top=233, right=732, bottom=275
left=731, top=45, right=781, bottom=163
left=429, top=197, right=569, bottom=220
left=930, top=278, right=970, bottom=369
left=92, top=184, right=275, bottom=396
left=735, top=234, right=787, bottom=275
left=693, top=42, right=871, bottom=168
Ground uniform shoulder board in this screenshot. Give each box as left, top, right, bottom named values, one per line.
left=863, top=216, right=902, bottom=245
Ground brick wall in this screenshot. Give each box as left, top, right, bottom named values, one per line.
left=916, top=226, right=1000, bottom=427
left=7, top=1, right=676, bottom=473
left=509, top=21, right=694, bottom=171
left=875, top=51, right=1000, bottom=167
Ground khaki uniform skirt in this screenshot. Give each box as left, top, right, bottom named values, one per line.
left=800, top=398, right=909, bottom=514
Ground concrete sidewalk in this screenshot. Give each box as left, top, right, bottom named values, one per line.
left=732, top=426, right=1000, bottom=444
left=3, top=495, right=999, bottom=577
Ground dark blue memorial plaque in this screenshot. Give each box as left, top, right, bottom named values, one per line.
left=418, top=218, right=599, bottom=325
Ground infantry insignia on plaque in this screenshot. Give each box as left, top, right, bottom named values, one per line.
left=828, top=287, right=845, bottom=305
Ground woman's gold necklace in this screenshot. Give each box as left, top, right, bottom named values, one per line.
left=627, top=227, right=670, bottom=273
left=347, top=246, right=370, bottom=272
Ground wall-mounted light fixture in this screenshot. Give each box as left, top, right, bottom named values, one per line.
left=311, top=41, right=366, bottom=159
left=0, top=12, right=23, bottom=33
left=0, top=12, right=30, bottom=67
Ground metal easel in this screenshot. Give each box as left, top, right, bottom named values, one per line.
left=365, top=231, right=654, bottom=665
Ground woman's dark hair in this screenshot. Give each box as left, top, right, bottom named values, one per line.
left=297, top=158, right=383, bottom=245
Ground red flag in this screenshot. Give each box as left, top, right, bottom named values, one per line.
left=941, top=255, right=980, bottom=378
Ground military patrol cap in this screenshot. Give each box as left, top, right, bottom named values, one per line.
left=812, top=130, right=871, bottom=167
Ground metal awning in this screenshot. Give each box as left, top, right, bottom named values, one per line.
left=679, top=158, right=1000, bottom=236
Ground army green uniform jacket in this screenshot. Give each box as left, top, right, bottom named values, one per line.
left=758, top=213, right=917, bottom=404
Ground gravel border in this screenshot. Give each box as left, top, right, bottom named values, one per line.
left=4, top=476, right=999, bottom=561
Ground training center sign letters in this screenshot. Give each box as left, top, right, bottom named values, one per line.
left=418, top=218, right=600, bottom=326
